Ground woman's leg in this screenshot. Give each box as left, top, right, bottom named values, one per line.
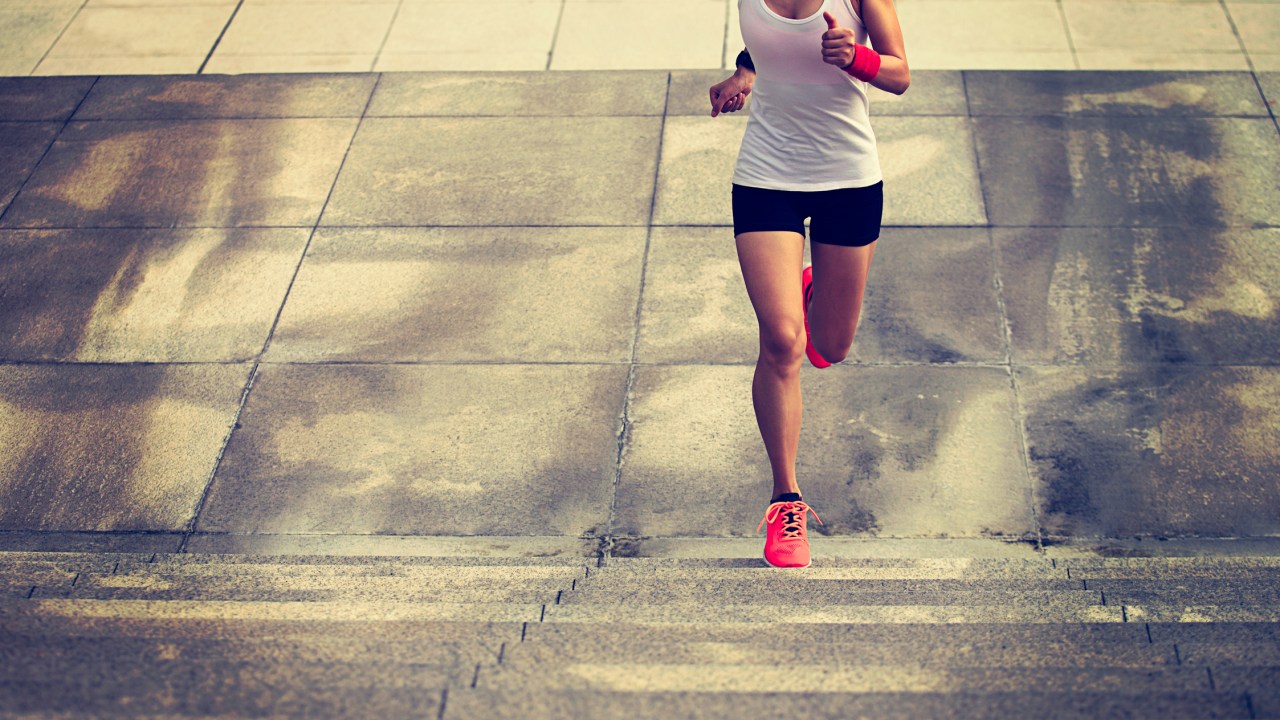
left=807, top=239, right=877, bottom=364
left=735, top=230, right=807, bottom=499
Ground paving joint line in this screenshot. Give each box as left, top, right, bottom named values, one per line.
left=0, top=75, right=99, bottom=228
left=176, top=74, right=383, bottom=553
left=371, top=0, right=407, bottom=72
left=28, top=0, right=90, bottom=77
left=1218, top=0, right=1280, bottom=137
left=197, top=0, right=245, bottom=75
left=962, top=70, right=1045, bottom=555
left=1055, top=0, right=1080, bottom=70
left=545, top=0, right=568, bottom=71
left=600, top=72, right=672, bottom=566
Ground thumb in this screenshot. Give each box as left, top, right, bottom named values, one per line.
left=823, top=11, right=838, bottom=30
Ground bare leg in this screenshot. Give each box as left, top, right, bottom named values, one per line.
left=808, top=240, right=877, bottom=364
left=735, top=231, right=807, bottom=499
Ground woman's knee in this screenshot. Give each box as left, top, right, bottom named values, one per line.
left=759, top=323, right=806, bottom=368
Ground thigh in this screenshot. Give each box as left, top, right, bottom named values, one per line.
left=734, top=231, right=806, bottom=334
left=810, top=238, right=877, bottom=326
left=807, top=181, right=883, bottom=248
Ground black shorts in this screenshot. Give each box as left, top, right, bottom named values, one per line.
left=732, top=181, right=883, bottom=247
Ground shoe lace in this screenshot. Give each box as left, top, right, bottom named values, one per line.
left=756, top=501, right=823, bottom=539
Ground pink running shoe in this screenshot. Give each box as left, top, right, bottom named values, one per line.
left=802, top=265, right=831, bottom=369
left=757, top=499, right=823, bottom=569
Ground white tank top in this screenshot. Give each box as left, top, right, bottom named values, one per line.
left=732, top=0, right=881, bottom=191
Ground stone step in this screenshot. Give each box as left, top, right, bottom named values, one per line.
left=1058, top=557, right=1280, bottom=571
left=1211, top=666, right=1280, bottom=717
left=1177, top=642, right=1280, bottom=666
left=0, top=673, right=445, bottom=718
left=0, top=598, right=545, bottom=623
left=475, top=662, right=1212, bottom=694
left=598, top=557, right=1064, bottom=579
left=560, top=586, right=1102, bottom=607
left=28, top=573, right=569, bottom=603
left=497, top=637, right=1177, bottom=669
left=542, top=602, right=1124, bottom=624
left=1148, top=621, right=1280, bottom=644
left=0, top=553, right=151, bottom=574
left=441, top=687, right=1250, bottom=720
left=0, top=616, right=523, bottom=644
left=1124, top=605, right=1280, bottom=623
left=577, top=577, right=1083, bottom=593
left=0, top=632, right=508, bottom=669
left=521, top=620, right=1151, bottom=646
left=114, top=558, right=589, bottom=580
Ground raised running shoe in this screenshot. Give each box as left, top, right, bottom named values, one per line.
left=757, top=499, right=823, bottom=569
left=802, top=265, right=832, bottom=369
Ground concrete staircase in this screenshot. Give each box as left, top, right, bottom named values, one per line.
left=2, top=552, right=1277, bottom=718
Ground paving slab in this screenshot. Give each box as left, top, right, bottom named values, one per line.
left=1259, top=73, right=1279, bottom=116
left=614, top=365, right=1032, bottom=538
left=635, top=227, right=1004, bottom=364
left=543, top=602, right=1122, bottom=625
left=198, top=363, right=627, bottom=536
left=558, top=587, right=1102, bottom=609
left=265, top=226, right=645, bottom=363
left=1210, top=666, right=1280, bottom=717
left=0, top=363, right=251, bottom=533
left=995, top=227, right=1280, bottom=365
left=210, top=2, right=397, bottom=58
left=0, top=228, right=307, bottom=362
left=0, top=634, right=495, bottom=673
left=1147, top=622, right=1280, bottom=645
left=523, top=619, right=1152, bottom=646
left=550, top=1, right=725, bottom=71
left=594, top=559, right=1065, bottom=580
left=1019, top=365, right=1280, bottom=538
left=1177, top=642, right=1280, bottom=667
left=368, top=71, right=668, bottom=117
left=0, top=531, right=182, bottom=554
left=974, top=116, right=1280, bottom=227
left=478, top=663, right=1205, bottom=694
left=665, top=70, right=969, bottom=117
left=965, top=71, right=1270, bottom=117
left=499, top=637, right=1175, bottom=669
left=0, top=1, right=85, bottom=77
left=75, top=74, right=377, bottom=120
left=184, top=533, right=598, bottom=559
left=0, top=77, right=94, bottom=122
left=652, top=115, right=987, bottom=226
left=0, top=123, right=61, bottom=219
left=33, top=577, right=563, bottom=604
left=571, top=577, right=1083, bottom=596
left=617, top=536, right=1049, bottom=560
left=4, top=598, right=543, bottom=623
left=321, top=116, right=661, bottom=226
left=442, top=688, right=1251, bottom=720
left=2, top=118, right=359, bottom=228
left=0, top=664, right=448, bottom=717
left=1124, top=605, right=1280, bottom=623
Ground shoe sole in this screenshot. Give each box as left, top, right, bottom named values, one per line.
left=762, top=553, right=812, bottom=569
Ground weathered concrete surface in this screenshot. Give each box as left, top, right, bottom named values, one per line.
left=197, top=364, right=628, bottom=536
left=265, top=227, right=646, bottom=363
left=367, top=71, right=669, bottom=117
left=965, top=71, right=1271, bottom=117
left=0, top=77, right=94, bottom=121
left=974, top=116, right=1280, bottom=227
left=635, top=227, right=1004, bottom=364
left=0, top=228, right=308, bottom=362
left=996, top=227, right=1280, bottom=365
left=1020, top=366, right=1280, bottom=538
left=615, top=365, right=1033, bottom=539
left=76, top=73, right=377, bottom=120
left=2, top=119, right=359, bottom=228
left=652, top=114, right=987, bottom=226
left=0, top=364, right=251, bottom=532
left=0, top=122, right=61, bottom=216
left=321, top=116, right=661, bottom=226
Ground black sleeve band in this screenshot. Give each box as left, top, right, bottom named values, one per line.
left=735, top=49, right=754, bottom=72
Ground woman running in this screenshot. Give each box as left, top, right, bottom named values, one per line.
left=709, top=0, right=909, bottom=568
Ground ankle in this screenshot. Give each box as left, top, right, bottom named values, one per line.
left=771, top=490, right=802, bottom=504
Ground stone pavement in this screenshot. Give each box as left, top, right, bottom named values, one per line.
left=2, top=0, right=1278, bottom=76
left=1, top=65, right=1280, bottom=717
left=1, top=69, right=1278, bottom=557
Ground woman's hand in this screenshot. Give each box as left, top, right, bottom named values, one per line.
left=710, top=70, right=754, bottom=118
left=821, top=11, right=856, bottom=68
